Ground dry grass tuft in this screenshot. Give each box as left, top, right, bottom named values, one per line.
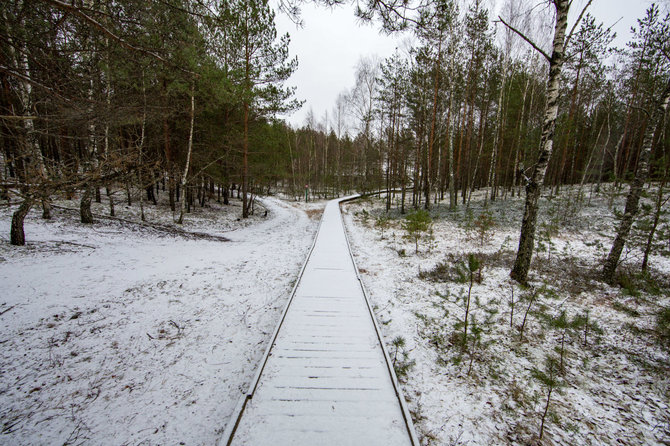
left=304, top=209, right=324, bottom=220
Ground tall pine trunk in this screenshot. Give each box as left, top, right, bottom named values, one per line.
left=425, top=34, right=442, bottom=210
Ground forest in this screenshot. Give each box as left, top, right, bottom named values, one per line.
left=2, top=0, right=669, bottom=284
left=1, top=0, right=670, bottom=444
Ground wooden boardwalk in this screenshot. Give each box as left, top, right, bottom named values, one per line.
left=221, top=197, right=418, bottom=446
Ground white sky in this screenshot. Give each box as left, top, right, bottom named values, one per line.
left=276, top=0, right=655, bottom=128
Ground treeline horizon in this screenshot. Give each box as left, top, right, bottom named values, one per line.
left=288, top=2, right=669, bottom=207
left=1, top=0, right=669, bottom=284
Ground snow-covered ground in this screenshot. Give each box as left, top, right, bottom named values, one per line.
left=0, top=194, right=323, bottom=445
left=343, top=188, right=670, bottom=445
left=2, top=186, right=668, bottom=445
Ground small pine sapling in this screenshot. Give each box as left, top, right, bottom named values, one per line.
left=454, top=254, right=484, bottom=284
left=466, top=315, right=482, bottom=375
left=571, top=309, right=602, bottom=346
left=579, top=310, right=591, bottom=346
left=463, top=208, right=475, bottom=231
left=358, top=208, right=370, bottom=225
left=546, top=310, right=571, bottom=372
left=375, top=214, right=391, bottom=239
left=461, top=254, right=480, bottom=351
left=391, top=335, right=405, bottom=366
left=402, top=209, right=433, bottom=254
left=656, top=307, right=670, bottom=350
left=474, top=210, right=496, bottom=246
left=465, top=304, right=498, bottom=376
left=505, top=280, right=523, bottom=330
left=518, top=286, right=547, bottom=342
left=536, top=217, right=559, bottom=262
left=426, top=226, right=436, bottom=253
left=532, top=354, right=564, bottom=440
left=390, top=335, right=415, bottom=382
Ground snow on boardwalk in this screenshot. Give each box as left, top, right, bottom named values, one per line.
left=222, top=197, right=417, bottom=446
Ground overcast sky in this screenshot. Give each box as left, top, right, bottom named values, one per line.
left=276, top=0, right=656, bottom=128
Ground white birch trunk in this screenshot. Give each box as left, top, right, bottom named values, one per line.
left=510, top=0, right=571, bottom=283
left=178, top=85, right=195, bottom=224
left=603, top=77, right=670, bottom=282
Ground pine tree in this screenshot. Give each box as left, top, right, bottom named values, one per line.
left=220, top=0, right=299, bottom=218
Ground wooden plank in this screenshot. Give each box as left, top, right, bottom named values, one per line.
left=222, top=198, right=417, bottom=446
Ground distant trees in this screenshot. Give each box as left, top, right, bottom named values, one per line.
left=284, top=1, right=669, bottom=284
left=603, top=7, right=670, bottom=282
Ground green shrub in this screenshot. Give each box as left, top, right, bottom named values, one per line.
left=375, top=215, right=392, bottom=239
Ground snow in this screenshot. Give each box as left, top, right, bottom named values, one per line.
left=0, top=195, right=322, bottom=445
left=342, top=188, right=670, bottom=445
left=227, top=198, right=415, bottom=446
left=1, top=185, right=668, bottom=445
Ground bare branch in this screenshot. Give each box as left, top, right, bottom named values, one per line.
left=662, top=47, right=670, bottom=63
left=0, top=65, right=74, bottom=103
left=497, top=15, right=551, bottom=62
left=0, top=115, right=39, bottom=120
left=375, top=0, right=424, bottom=28
left=564, top=0, right=594, bottom=50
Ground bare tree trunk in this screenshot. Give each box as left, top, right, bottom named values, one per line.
left=509, top=0, right=570, bottom=284
left=41, top=200, right=51, bottom=219
left=487, top=64, right=508, bottom=205
left=594, top=109, right=611, bottom=195
left=104, top=40, right=114, bottom=217
left=642, top=178, right=668, bottom=272
left=448, top=109, right=456, bottom=209
left=425, top=34, right=442, bottom=210
left=242, top=98, right=250, bottom=218
left=579, top=117, right=606, bottom=194
left=138, top=79, right=147, bottom=222
left=468, top=71, right=491, bottom=206
left=0, top=151, right=7, bottom=202
left=11, top=199, right=33, bottom=245
left=603, top=77, right=670, bottom=283
left=611, top=132, right=625, bottom=188
left=178, top=84, right=195, bottom=225
left=80, top=186, right=93, bottom=224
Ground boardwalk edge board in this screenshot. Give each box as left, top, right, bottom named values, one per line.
left=218, top=205, right=327, bottom=446
left=338, top=195, right=420, bottom=446
left=220, top=192, right=418, bottom=446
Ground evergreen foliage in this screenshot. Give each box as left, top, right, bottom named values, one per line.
left=402, top=209, right=433, bottom=253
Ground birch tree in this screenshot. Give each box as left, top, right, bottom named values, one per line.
left=500, top=0, right=592, bottom=284
left=603, top=10, right=670, bottom=283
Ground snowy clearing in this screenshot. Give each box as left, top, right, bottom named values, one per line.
left=343, top=188, right=670, bottom=446
left=0, top=195, right=321, bottom=445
